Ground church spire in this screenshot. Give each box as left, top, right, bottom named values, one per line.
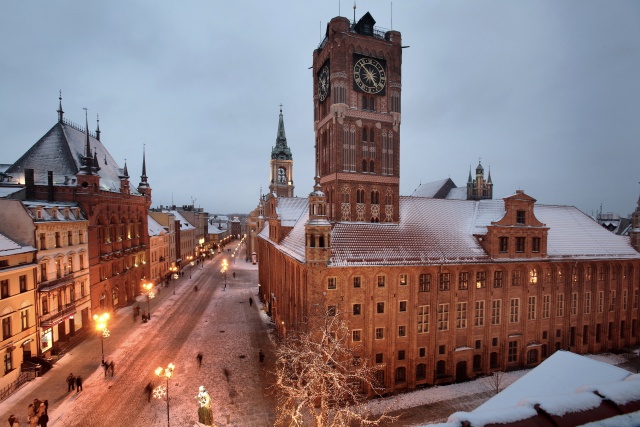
left=57, top=90, right=64, bottom=123
left=96, top=114, right=101, bottom=141
left=123, top=159, right=129, bottom=178
left=137, top=144, right=151, bottom=196
left=78, top=107, right=94, bottom=175
left=271, top=105, right=292, bottom=160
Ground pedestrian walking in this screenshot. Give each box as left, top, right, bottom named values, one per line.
left=103, top=362, right=109, bottom=378
left=232, top=272, right=236, bottom=278
left=109, top=361, right=115, bottom=377
left=26, top=404, right=36, bottom=427
left=66, top=373, right=75, bottom=391
left=37, top=402, right=48, bottom=427
left=259, top=350, right=265, bottom=363
left=249, top=297, right=253, bottom=306
left=197, top=352, right=203, bottom=368
left=7, top=414, right=18, bottom=427
left=145, top=382, right=153, bottom=402
left=75, top=375, right=83, bottom=392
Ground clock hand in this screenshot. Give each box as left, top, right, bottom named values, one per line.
left=364, top=66, right=377, bottom=84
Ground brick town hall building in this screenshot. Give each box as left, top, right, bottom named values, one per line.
left=257, top=12, right=640, bottom=393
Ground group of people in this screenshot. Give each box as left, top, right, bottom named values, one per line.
left=8, top=398, right=48, bottom=427
left=66, top=373, right=82, bottom=392
left=103, top=361, right=115, bottom=377
left=132, top=305, right=151, bottom=322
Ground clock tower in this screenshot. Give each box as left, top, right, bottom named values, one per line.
left=313, top=12, right=402, bottom=223
left=269, top=107, right=295, bottom=198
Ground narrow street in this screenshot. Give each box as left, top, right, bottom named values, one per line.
left=0, top=244, right=277, bottom=427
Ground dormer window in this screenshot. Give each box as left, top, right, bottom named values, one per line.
left=516, top=210, right=526, bottom=225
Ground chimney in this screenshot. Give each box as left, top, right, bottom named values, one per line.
left=25, top=169, right=35, bottom=200
left=48, top=171, right=54, bottom=202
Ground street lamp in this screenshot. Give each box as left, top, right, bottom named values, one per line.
left=170, top=266, right=178, bottom=295
left=142, top=281, right=154, bottom=319
left=190, top=261, right=194, bottom=279
left=154, top=362, right=175, bottom=427
left=221, top=259, right=228, bottom=290
left=93, top=313, right=110, bottom=365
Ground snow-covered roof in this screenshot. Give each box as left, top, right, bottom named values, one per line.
left=0, top=232, right=36, bottom=256
left=6, top=121, right=139, bottom=194
left=21, top=200, right=86, bottom=222
left=411, top=178, right=453, bottom=198
left=0, top=186, right=22, bottom=198
left=165, top=210, right=195, bottom=230
left=260, top=196, right=640, bottom=266
left=147, top=215, right=166, bottom=237
left=445, top=187, right=467, bottom=200
left=476, top=351, right=631, bottom=412
left=276, top=197, right=308, bottom=227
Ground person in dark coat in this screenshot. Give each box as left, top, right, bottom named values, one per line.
left=249, top=297, right=253, bottom=306
left=145, top=382, right=153, bottom=402
left=109, top=361, right=115, bottom=377
left=75, top=375, right=83, bottom=392
left=7, top=415, right=18, bottom=426
left=67, top=373, right=75, bottom=391
left=259, top=350, right=265, bottom=363
left=197, top=352, right=203, bottom=368
left=37, top=402, right=48, bottom=427
left=103, top=362, right=109, bottom=378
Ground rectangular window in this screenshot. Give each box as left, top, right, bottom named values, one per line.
left=494, top=271, right=503, bottom=288
left=515, top=237, right=525, bottom=253
left=2, top=317, right=11, bottom=340
left=418, top=305, right=429, bottom=333
left=571, top=293, right=578, bottom=315
left=419, top=347, right=426, bottom=357
left=596, top=324, right=602, bottom=343
left=19, top=275, right=27, bottom=293
left=399, top=301, right=407, bottom=312
left=19, top=311, right=28, bottom=334
left=516, top=210, right=526, bottom=224
left=584, top=292, right=591, bottom=315
left=508, top=341, right=518, bottom=363
left=532, top=237, right=541, bottom=253
left=377, top=302, right=385, bottom=314
left=327, top=277, right=337, bottom=290
left=353, top=276, right=361, bottom=288
left=4, top=352, right=12, bottom=373
left=375, top=327, right=384, bottom=339
left=528, top=296, right=536, bottom=321
left=491, top=300, right=501, bottom=325
left=475, top=300, right=485, bottom=327
left=458, top=272, right=469, bottom=290
left=598, top=291, right=604, bottom=313
left=353, top=304, right=361, bottom=316
left=476, top=271, right=486, bottom=289
left=499, top=237, right=508, bottom=253
left=609, top=290, right=616, bottom=312
left=398, top=325, right=406, bottom=337
left=510, top=298, right=520, bottom=323
left=0, top=280, right=8, bottom=299
left=634, top=289, right=639, bottom=309
left=327, top=305, right=336, bottom=316
left=512, top=269, right=522, bottom=286
left=439, top=273, right=450, bottom=291
left=419, top=274, right=431, bottom=292
left=377, top=275, right=385, bottom=287
left=352, top=330, right=361, bottom=342
left=399, top=274, right=408, bottom=286
left=398, top=350, right=405, bottom=360
left=68, top=230, right=73, bottom=246
left=456, top=302, right=467, bottom=328
left=437, top=303, right=449, bottom=331
left=623, top=290, right=628, bottom=310
left=557, top=294, right=564, bottom=317
left=529, top=268, right=538, bottom=284
left=375, top=353, right=383, bottom=363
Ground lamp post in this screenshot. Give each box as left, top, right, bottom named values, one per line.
left=190, top=261, right=194, bottom=279
left=142, top=281, right=154, bottom=319
left=170, top=266, right=178, bottom=295
left=221, top=259, right=228, bottom=290
left=154, top=362, right=175, bottom=427
left=93, top=313, right=110, bottom=365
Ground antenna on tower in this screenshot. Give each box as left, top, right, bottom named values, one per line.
left=353, top=1, right=356, bottom=23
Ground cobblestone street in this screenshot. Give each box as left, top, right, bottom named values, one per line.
left=0, top=244, right=277, bottom=427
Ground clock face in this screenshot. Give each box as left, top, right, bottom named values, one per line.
left=353, top=57, right=386, bottom=94
left=318, top=65, right=330, bottom=102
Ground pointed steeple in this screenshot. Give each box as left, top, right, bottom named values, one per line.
left=271, top=105, right=292, bottom=160
left=123, top=159, right=129, bottom=178
left=138, top=145, right=151, bottom=196
left=467, top=166, right=473, bottom=184
left=96, top=114, right=101, bottom=141
left=78, top=108, right=94, bottom=175
left=487, top=166, right=492, bottom=184
left=57, top=90, right=64, bottom=123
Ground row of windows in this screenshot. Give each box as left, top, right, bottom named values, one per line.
left=2, top=309, right=30, bottom=340
left=327, top=267, right=638, bottom=292
left=39, top=230, right=85, bottom=250
left=499, top=236, right=541, bottom=253
left=0, top=275, right=28, bottom=298
left=40, top=253, right=86, bottom=282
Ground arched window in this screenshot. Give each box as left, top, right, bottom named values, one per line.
left=395, top=367, right=406, bottom=384
left=370, top=160, right=375, bottom=173
left=362, top=160, right=367, bottom=172
left=362, top=127, right=368, bottom=142
left=527, top=349, right=538, bottom=364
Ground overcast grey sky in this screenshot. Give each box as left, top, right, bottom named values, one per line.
left=1, top=1, right=639, bottom=217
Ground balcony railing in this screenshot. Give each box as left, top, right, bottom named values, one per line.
left=39, top=274, right=74, bottom=292
left=40, top=303, right=76, bottom=328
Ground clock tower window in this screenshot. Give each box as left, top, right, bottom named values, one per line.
left=362, top=95, right=376, bottom=112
